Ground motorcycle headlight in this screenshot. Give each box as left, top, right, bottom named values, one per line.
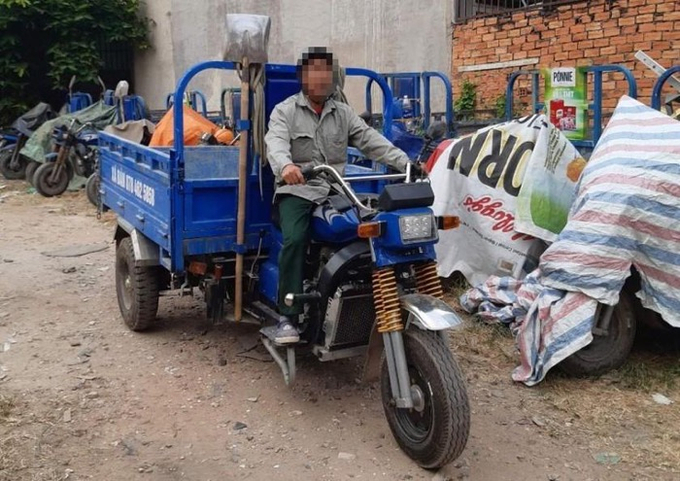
left=398, top=214, right=436, bottom=243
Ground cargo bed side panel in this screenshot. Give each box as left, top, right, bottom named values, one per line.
left=99, top=132, right=172, bottom=256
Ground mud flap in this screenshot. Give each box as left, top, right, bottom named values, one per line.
left=362, top=321, right=383, bottom=383
left=113, top=218, right=159, bottom=267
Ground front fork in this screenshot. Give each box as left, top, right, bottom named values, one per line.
left=382, top=329, right=414, bottom=408
left=374, top=263, right=443, bottom=409
left=8, top=135, right=26, bottom=170
left=49, top=143, right=71, bottom=183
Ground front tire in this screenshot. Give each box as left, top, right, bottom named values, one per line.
left=34, top=162, right=69, bottom=197
left=381, top=328, right=470, bottom=469
left=0, top=149, right=26, bottom=180
left=559, top=292, right=636, bottom=376
left=115, top=237, right=160, bottom=331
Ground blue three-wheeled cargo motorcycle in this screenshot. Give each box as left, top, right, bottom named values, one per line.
left=100, top=55, right=470, bottom=469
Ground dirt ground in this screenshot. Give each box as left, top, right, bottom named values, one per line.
left=1, top=180, right=679, bottom=481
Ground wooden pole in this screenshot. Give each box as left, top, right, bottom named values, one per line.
left=234, top=57, right=250, bottom=322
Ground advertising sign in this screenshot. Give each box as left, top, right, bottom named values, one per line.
left=543, top=67, right=587, bottom=141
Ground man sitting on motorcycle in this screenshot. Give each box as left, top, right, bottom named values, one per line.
left=265, top=47, right=413, bottom=344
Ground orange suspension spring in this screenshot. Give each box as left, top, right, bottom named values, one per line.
left=372, top=267, right=404, bottom=333
left=415, top=262, right=444, bottom=299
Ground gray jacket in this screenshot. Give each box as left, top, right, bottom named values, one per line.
left=265, top=92, right=410, bottom=203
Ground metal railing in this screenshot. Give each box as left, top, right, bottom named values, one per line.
left=454, top=0, right=585, bottom=23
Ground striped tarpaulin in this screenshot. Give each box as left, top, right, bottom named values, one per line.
left=461, top=96, right=680, bottom=385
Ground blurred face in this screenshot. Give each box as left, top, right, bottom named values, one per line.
left=301, top=58, right=334, bottom=104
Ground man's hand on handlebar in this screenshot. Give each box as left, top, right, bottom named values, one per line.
left=282, top=164, right=306, bottom=185
left=410, top=161, right=427, bottom=179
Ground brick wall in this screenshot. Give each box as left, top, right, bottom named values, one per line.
left=452, top=0, right=680, bottom=117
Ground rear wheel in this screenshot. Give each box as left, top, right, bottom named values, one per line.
left=25, top=161, right=40, bottom=185
left=560, top=292, right=636, bottom=376
left=381, top=328, right=470, bottom=469
left=34, top=162, right=69, bottom=197
left=0, top=149, right=26, bottom=180
left=115, top=237, right=160, bottom=331
left=86, top=173, right=100, bottom=206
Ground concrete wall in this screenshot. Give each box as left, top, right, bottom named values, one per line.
left=134, top=0, right=453, bottom=114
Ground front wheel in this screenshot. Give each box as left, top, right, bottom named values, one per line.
left=0, top=149, right=26, bottom=180
left=381, top=328, right=470, bottom=469
left=115, top=237, right=160, bottom=331
left=34, top=162, right=69, bottom=197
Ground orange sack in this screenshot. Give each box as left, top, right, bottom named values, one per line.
left=149, top=105, right=219, bottom=147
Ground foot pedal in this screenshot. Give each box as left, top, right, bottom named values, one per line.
left=260, top=334, right=297, bottom=386
left=259, top=325, right=279, bottom=343
left=259, top=325, right=305, bottom=347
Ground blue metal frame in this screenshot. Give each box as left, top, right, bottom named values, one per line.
left=120, top=95, right=148, bottom=123
left=422, top=72, right=454, bottom=134
left=348, top=67, right=394, bottom=139
left=505, top=65, right=637, bottom=149
left=651, top=65, right=680, bottom=111
left=166, top=90, right=209, bottom=117
left=68, top=92, right=93, bottom=113
left=387, top=72, right=421, bottom=118
left=220, top=87, right=241, bottom=126
left=365, top=71, right=455, bottom=137
left=365, top=74, right=420, bottom=118
left=171, top=62, right=235, bottom=272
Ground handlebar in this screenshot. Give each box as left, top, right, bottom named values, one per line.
left=300, top=164, right=315, bottom=181
left=97, top=76, right=106, bottom=94
left=74, top=122, right=94, bottom=135
left=60, top=119, right=95, bottom=136
left=304, top=165, right=374, bottom=213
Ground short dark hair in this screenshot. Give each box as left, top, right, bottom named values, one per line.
left=298, top=46, right=334, bottom=69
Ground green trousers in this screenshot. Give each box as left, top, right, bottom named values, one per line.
left=277, top=195, right=315, bottom=316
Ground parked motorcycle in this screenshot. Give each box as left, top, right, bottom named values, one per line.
left=33, top=119, right=98, bottom=197
left=0, top=130, right=21, bottom=179
left=0, top=103, right=55, bottom=180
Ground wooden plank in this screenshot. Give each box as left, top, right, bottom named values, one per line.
left=458, top=58, right=540, bottom=73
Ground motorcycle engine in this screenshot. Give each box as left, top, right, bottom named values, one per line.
left=73, top=145, right=96, bottom=177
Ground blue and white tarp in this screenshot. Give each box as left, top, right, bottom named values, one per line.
left=462, top=96, right=680, bottom=385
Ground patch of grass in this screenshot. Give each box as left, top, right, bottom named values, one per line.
left=449, top=315, right=517, bottom=372
left=614, top=356, right=680, bottom=392
left=442, top=272, right=469, bottom=300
